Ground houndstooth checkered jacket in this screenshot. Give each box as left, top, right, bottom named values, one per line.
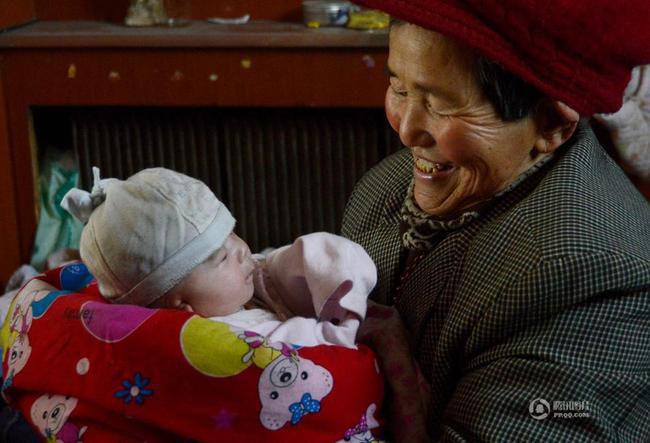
left=341, top=122, right=650, bottom=441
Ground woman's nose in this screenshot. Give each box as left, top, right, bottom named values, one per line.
left=399, top=101, right=435, bottom=148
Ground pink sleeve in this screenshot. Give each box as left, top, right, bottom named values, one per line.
left=264, top=232, right=377, bottom=322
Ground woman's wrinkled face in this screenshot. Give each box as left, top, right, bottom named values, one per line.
left=385, top=24, right=542, bottom=217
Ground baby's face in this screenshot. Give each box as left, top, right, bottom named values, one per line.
left=160, top=233, right=256, bottom=317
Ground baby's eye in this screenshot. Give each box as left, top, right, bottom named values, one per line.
left=208, top=251, right=227, bottom=266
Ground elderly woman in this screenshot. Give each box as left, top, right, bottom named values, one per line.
left=344, top=0, right=650, bottom=441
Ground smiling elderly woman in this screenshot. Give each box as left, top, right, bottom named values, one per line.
left=343, top=0, right=650, bottom=441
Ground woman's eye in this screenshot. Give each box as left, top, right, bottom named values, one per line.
left=392, top=87, right=407, bottom=97
left=389, top=77, right=407, bottom=97
left=426, top=102, right=447, bottom=117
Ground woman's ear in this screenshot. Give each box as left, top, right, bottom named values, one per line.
left=533, top=100, right=580, bottom=154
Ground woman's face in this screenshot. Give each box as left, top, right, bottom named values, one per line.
left=385, top=24, right=543, bottom=217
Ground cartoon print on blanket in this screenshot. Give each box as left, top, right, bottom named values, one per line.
left=337, top=403, right=381, bottom=443
left=30, top=394, right=87, bottom=443
left=180, top=316, right=335, bottom=430
left=258, top=354, right=333, bottom=430
left=3, top=333, right=32, bottom=390
left=2, top=266, right=98, bottom=390
left=239, top=330, right=296, bottom=368
left=2, top=288, right=38, bottom=389
left=1, top=264, right=385, bottom=441
left=8, top=289, right=36, bottom=336
left=1, top=265, right=94, bottom=390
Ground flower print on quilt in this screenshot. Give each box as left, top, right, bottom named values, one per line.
left=115, top=372, right=154, bottom=405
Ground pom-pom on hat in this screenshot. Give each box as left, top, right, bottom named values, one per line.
left=352, top=0, right=650, bottom=116
left=61, top=167, right=235, bottom=306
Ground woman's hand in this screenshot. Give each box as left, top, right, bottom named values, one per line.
left=357, top=300, right=431, bottom=443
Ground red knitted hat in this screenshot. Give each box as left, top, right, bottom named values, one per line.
left=353, top=0, right=650, bottom=115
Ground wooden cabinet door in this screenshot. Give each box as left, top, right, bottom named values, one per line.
left=0, top=0, right=35, bottom=30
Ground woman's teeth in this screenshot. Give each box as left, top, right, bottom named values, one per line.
left=415, top=158, right=451, bottom=173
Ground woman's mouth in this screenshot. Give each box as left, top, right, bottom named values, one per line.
left=414, top=157, right=455, bottom=178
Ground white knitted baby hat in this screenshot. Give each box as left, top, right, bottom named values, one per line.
left=61, top=167, right=235, bottom=306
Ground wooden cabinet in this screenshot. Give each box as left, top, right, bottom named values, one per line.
left=0, top=20, right=389, bottom=285
left=0, top=0, right=35, bottom=30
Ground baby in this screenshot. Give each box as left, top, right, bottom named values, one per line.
left=61, top=167, right=377, bottom=348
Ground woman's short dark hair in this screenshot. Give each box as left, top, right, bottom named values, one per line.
left=476, top=57, right=543, bottom=121
left=390, top=18, right=543, bottom=121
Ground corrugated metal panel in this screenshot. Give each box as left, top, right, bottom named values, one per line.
left=71, top=107, right=402, bottom=251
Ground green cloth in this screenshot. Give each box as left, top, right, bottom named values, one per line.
left=30, top=161, right=83, bottom=271
left=342, top=122, right=650, bottom=441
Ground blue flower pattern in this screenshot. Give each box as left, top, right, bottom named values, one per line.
left=115, top=372, right=153, bottom=405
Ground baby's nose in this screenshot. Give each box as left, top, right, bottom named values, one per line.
left=242, top=254, right=256, bottom=273
left=237, top=247, right=248, bottom=263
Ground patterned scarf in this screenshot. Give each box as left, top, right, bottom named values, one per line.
left=400, top=154, right=555, bottom=251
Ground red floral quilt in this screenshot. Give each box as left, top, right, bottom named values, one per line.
left=1, top=263, right=384, bottom=442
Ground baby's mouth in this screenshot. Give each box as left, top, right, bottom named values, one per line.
left=415, top=157, right=454, bottom=174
